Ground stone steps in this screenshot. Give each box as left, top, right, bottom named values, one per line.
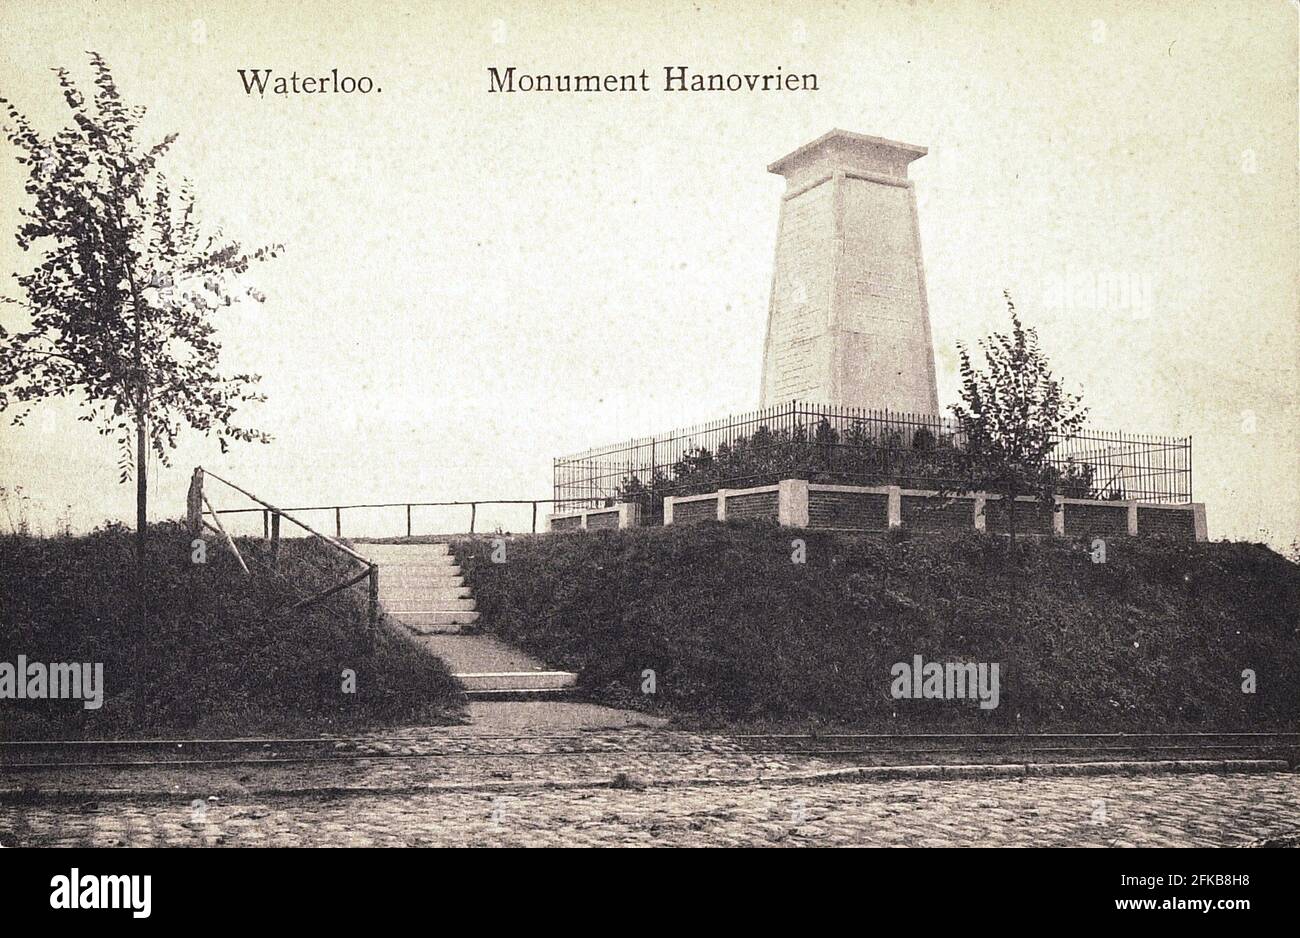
left=365, top=542, right=578, bottom=698
left=364, top=543, right=477, bottom=633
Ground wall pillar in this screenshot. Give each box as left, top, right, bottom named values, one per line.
left=973, top=493, right=986, bottom=533
left=777, top=479, right=810, bottom=527
left=1052, top=496, right=1065, bottom=536
left=1127, top=500, right=1139, bottom=536
left=618, top=503, right=642, bottom=528
left=887, top=486, right=902, bottom=529
left=1192, top=503, right=1208, bottom=542
left=663, top=496, right=676, bottom=525
left=716, top=489, right=729, bottom=522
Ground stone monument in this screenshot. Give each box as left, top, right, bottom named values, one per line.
left=759, top=129, right=940, bottom=415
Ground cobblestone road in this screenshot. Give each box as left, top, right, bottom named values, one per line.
left=3, top=773, right=1297, bottom=847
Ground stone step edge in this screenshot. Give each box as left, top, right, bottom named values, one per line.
left=381, top=586, right=470, bottom=595
left=380, top=577, right=465, bottom=583
left=386, top=596, right=475, bottom=604
left=391, top=611, right=479, bottom=621
left=462, top=688, right=579, bottom=700
left=452, top=671, right=577, bottom=679
left=456, top=673, right=579, bottom=692
left=360, top=544, right=450, bottom=549
left=385, top=604, right=476, bottom=613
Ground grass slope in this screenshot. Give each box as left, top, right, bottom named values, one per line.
left=0, top=523, right=461, bottom=738
left=452, top=524, right=1300, bottom=731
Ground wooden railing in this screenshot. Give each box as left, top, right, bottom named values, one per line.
left=207, top=497, right=592, bottom=537
left=188, top=467, right=380, bottom=629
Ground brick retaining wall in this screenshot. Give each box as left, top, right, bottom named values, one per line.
left=1137, top=506, right=1197, bottom=539
left=1063, top=501, right=1131, bottom=537
left=726, top=491, right=779, bottom=521
left=672, top=497, right=719, bottom=525
left=984, top=498, right=1056, bottom=536
left=901, top=494, right=975, bottom=532
left=585, top=510, right=620, bottom=530
left=546, top=502, right=641, bottom=532
left=808, top=490, right=889, bottom=531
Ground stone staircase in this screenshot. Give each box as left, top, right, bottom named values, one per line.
left=362, top=542, right=577, bottom=699
left=364, top=542, right=478, bottom=634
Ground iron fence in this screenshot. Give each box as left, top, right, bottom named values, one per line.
left=553, top=401, right=1192, bottom=520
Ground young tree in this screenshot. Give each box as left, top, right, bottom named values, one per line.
left=0, top=53, right=279, bottom=582
left=949, top=291, right=1087, bottom=545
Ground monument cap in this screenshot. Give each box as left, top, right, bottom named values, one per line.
left=768, top=129, right=927, bottom=184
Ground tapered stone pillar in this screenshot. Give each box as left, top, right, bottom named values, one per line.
left=759, top=129, right=940, bottom=415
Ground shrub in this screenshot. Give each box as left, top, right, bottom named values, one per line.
left=0, top=522, right=462, bottom=738
left=451, top=525, right=1300, bottom=732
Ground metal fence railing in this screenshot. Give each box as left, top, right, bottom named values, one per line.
left=553, top=401, right=1192, bottom=520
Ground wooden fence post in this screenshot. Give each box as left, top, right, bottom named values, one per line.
left=367, top=565, right=379, bottom=629
left=186, top=468, right=204, bottom=536
left=335, top=507, right=341, bottom=538
left=270, top=512, right=281, bottom=569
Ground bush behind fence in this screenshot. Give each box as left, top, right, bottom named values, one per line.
left=553, top=401, right=1191, bottom=522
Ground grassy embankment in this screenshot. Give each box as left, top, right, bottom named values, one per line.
left=0, top=522, right=461, bottom=738
left=450, top=523, right=1300, bottom=732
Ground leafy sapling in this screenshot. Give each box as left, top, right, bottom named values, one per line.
left=0, top=53, right=280, bottom=592
left=947, top=291, right=1088, bottom=546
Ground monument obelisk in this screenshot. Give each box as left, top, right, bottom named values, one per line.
left=759, top=129, right=940, bottom=415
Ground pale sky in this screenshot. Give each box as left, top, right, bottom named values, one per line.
left=1, top=0, right=1296, bottom=546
